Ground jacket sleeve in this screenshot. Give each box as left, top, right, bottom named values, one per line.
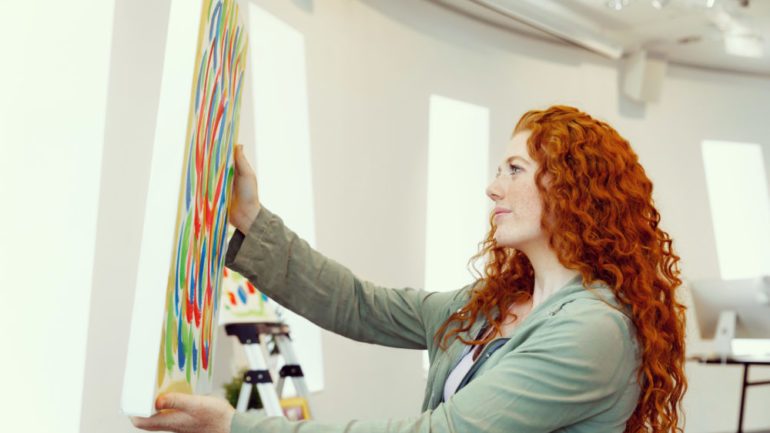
left=225, top=206, right=470, bottom=350
left=228, top=302, right=641, bottom=433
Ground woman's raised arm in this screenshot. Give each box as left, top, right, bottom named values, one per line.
left=226, top=145, right=468, bottom=349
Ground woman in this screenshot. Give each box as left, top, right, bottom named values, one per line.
left=132, top=105, right=687, bottom=433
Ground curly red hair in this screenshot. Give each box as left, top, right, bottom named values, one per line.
left=433, top=105, right=687, bottom=432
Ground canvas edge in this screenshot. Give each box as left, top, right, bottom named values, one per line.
left=120, top=0, right=204, bottom=418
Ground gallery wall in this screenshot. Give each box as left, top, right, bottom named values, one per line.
left=5, top=1, right=767, bottom=433
left=0, top=1, right=116, bottom=433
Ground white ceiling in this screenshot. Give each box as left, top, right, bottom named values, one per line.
left=431, top=0, right=770, bottom=76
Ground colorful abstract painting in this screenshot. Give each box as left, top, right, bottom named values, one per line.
left=156, top=0, right=247, bottom=396
left=218, top=232, right=278, bottom=325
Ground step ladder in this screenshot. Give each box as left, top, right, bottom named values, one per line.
left=225, top=322, right=312, bottom=418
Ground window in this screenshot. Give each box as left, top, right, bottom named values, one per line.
left=248, top=3, right=323, bottom=393
left=701, top=140, right=770, bottom=354
left=423, top=95, right=490, bottom=372
left=701, top=140, right=770, bottom=280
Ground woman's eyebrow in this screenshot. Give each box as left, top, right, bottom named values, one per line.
left=506, top=155, right=531, bottom=166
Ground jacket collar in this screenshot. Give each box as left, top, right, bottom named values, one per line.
left=450, top=274, right=618, bottom=325
left=427, top=275, right=622, bottom=410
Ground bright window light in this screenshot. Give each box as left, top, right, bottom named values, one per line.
left=701, top=140, right=770, bottom=280
left=0, top=1, right=115, bottom=431
left=701, top=140, right=770, bottom=354
left=423, top=94, right=491, bottom=372
left=248, top=4, right=323, bottom=394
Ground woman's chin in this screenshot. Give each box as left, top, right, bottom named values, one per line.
left=493, top=235, right=517, bottom=249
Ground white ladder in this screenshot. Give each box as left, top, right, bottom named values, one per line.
left=225, top=322, right=312, bottom=418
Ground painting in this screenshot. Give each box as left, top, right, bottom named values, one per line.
left=157, top=0, right=247, bottom=396
left=218, top=228, right=278, bottom=325
left=122, top=0, right=247, bottom=417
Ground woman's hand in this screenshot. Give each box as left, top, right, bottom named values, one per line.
left=130, top=393, right=235, bottom=433
left=229, top=144, right=261, bottom=233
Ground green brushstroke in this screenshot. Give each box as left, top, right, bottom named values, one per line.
left=180, top=210, right=193, bottom=288
left=165, top=284, right=176, bottom=370
left=185, top=322, right=193, bottom=383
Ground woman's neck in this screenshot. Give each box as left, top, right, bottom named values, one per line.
left=520, top=240, right=580, bottom=308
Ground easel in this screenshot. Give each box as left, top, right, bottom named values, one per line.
left=225, top=322, right=312, bottom=418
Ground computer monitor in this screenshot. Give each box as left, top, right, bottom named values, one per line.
left=689, top=276, right=770, bottom=341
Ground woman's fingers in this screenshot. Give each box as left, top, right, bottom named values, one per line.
left=229, top=143, right=261, bottom=232
left=233, top=144, right=255, bottom=176
left=131, top=394, right=234, bottom=433
left=156, top=392, right=197, bottom=412
left=233, top=144, right=243, bottom=172
left=129, top=393, right=198, bottom=432
left=131, top=410, right=190, bottom=432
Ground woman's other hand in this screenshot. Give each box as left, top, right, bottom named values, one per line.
left=130, top=393, right=235, bottom=433
left=229, top=144, right=261, bottom=233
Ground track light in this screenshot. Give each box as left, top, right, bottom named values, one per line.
left=607, top=0, right=676, bottom=11
left=606, top=0, right=630, bottom=11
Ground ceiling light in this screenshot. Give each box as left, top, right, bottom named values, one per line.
left=606, top=0, right=630, bottom=11
left=651, top=0, right=670, bottom=9
left=472, top=0, right=625, bottom=59
left=724, top=32, right=764, bottom=58
left=705, top=0, right=717, bottom=7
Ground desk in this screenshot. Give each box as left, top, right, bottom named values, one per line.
left=689, top=355, right=770, bottom=433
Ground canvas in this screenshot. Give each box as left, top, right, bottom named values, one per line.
left=156, top=0, right=248, bottom=396
left=122, top=0, right=247, bottom=417
left=218, top=227, right=278, bottom=325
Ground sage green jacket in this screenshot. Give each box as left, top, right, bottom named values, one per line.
left=224, top=207, right=641, bottom=433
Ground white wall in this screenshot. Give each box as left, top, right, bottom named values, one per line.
left=40, top=0, right=770, bottom=432
left=77, top=0, right=173, bottom=431
left=0, top=1, right=115, bottom=432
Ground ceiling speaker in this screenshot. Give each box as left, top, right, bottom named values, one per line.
left=622, top=50, right=668, bottom=103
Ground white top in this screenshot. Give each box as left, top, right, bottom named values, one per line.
left=444, top=322, right=495, bottom=402
left=443, top=345, right=478, bottom=401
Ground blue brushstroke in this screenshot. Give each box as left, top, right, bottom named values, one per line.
left=211, top=214, right=221, bottom=277
left=189, top=266, right=195, bottom=308
left=192, top=339, right=199, bottom=372
left=184, top=147, right=193, bottom=209
left=205, top=92, right=216, bottom=158
left=177, top=313, right=186, bottom=370
left=209, top=2, right=222, bottom=71
left=216, top=201, right=227, bottom=267
left=209, top=1, right=222, bottom=41
left=198, top=239, right=206, bottom=308
left=194, top=54, right=205, bottom=111
left=174, top=223, right=183, bottom=316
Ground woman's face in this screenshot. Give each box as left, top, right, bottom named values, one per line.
left=485, top=131, right=545, bottom=250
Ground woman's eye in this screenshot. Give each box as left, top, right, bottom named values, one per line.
left=495, top=165, right=522, bottom=177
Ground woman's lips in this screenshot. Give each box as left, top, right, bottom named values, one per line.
left=494, top=209, right=511, bottom=219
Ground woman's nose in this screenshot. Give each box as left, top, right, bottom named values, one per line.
left=486, top=179, right=502, bottom=201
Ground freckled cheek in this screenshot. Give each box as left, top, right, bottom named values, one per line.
left=505, top=185, right=539, bottom=217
